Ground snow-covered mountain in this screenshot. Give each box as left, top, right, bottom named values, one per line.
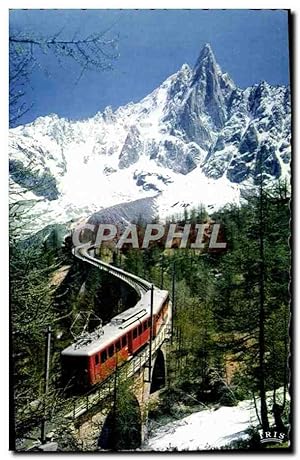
left=9, top=44, right=291, bottom=235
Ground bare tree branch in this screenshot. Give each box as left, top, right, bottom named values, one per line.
left=9, top=26, right=119, bottom=126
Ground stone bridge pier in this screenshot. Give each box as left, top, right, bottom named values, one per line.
left=70, top=343, right=168, bottom=451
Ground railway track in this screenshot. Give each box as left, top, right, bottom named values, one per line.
left=65, top=323, right=169, bottom=419
left=64, top=244, right=171, bottom=420
left=73, top=244, right=153, bottom=296
left=17, top=245, right=171, bottom=450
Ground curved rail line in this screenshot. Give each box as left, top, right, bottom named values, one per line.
left=73, top=244, right=153, bottom=296
left=63, top=245, right=171, bottom=420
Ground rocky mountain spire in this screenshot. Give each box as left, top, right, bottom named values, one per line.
left=172, top=43, right=236, bottom=146
left=193, top=43, right=218, bottom=83
left=9, top=43, right=290, bottom=236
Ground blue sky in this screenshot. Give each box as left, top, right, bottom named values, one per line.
left=9, top=9, right=290, bottom=126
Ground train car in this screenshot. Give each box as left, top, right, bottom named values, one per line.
left=153, top=295, right=169, bottom=336
left=61, top=289, right=169, bottom=389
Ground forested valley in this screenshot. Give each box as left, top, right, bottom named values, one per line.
left=10, top=180, right=291, bottom=450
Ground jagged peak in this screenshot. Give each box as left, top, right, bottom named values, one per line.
left=34, top=113, right=60, bottom=123
left=180, top=63, right=191, bottom=72
left=191, top=43, right=236, bottom=95
left=192, top=43, right=219, bottom=85
left=199, top=43, right=214, bottom=57
left=194, top=43, right=217, bottom=69
left=258, top=80, right=270, bottom=90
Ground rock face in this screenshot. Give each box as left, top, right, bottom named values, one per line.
left=118, top=126, right=142, bottom=169
left=177, top=44, right=235, bottom=143
left=9, top=44, right=290, bottom=234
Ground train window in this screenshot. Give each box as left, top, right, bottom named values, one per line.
left=116, top=340, right=121, bottom=352
left=133, top=328, right=137, bottom=339
left=143, top=322, right=148, bottom=332
left=138, top=324, right=143, bottom=335
left=95, top=354, right=99, bottom=365
left=108, top=345, right=114, bottom=357
left=122, top=335, right=127, bottom=347
left=101, top=350, right=107, bottom=363
left=148, top=319, right=152, bottom=328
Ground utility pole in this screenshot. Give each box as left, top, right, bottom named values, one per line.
left=160, top=254, right=164, bottom=289
left=171, top=260, right=176, bottom=344
left=41, top=326, right=51, bottom=444
left=148, top=284, right=154, bottom=382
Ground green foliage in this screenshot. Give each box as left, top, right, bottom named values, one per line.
left=144, top=183, right=290, bottom=431
left=9, top=159, right=59, bottom=200
left=99, top=377, right=141, bottom=451
left=10, top=237, right=60, bottom=437
left=11, top=180, right=290, bottom=448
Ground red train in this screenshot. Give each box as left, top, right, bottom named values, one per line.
left=61, top=289, right=169, bottom=389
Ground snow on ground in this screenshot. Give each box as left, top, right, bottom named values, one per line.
left=156, top=166, right=240, bottom=218
left=145, top=399, right=257, bottom=451
left=10, top=151, right=241, bottom=237
left=145, top=389, right=289, bottom=451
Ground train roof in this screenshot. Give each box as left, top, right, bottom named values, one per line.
left=61, top=289, right=169, bottom=357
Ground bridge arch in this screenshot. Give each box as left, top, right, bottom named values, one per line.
left=98, top=392, right=142, bottom=450
left=150, top=348, right=166, bottom=394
